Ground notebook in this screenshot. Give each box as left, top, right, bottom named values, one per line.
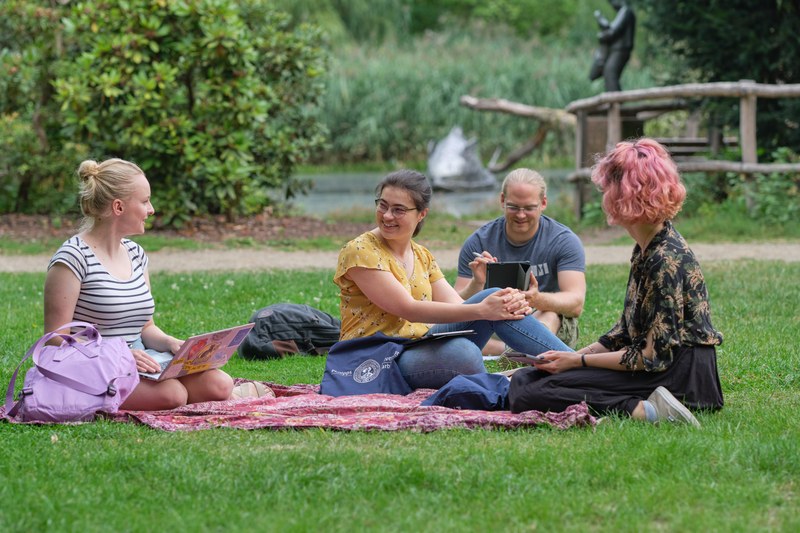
left=412, top=329, right=476, bottom=344
left=484, top=261, right=532, bottom=291
left=139, top=323, right=255, bottom=381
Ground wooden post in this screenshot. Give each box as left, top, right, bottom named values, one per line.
left=606, top=102, right=621, bottom=150
left=739, top=80, right=758, bottom=164
left=574, top=110, right=587, bottom=221
left=738, top=80, right=758, bottom=213
left=708, top=126, right=722, bottom=156
left=575, top=110, right=587, bottom=171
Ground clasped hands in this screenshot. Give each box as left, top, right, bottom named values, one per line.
left=484, top=287, right=532, bottom=319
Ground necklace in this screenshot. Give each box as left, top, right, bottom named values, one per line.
left=392, top=251, right=409, bottom=269
left=378, top=233, right=412, bottom=270
left=387, top=246, right=411, bottom=270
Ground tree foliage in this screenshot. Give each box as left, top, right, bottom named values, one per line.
left=1, top=0, right=327, bottom=225
left=272, top=0, right=411, bottom=45
left=273, top=0, right=602, bottom=44
left=418, top=0, right=583, bottom=38
left=636, top=0, right=800, bottom=153
left=0, top=1, right=88, bottom=214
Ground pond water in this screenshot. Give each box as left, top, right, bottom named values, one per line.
left=289, top=169, right=570, bottom=218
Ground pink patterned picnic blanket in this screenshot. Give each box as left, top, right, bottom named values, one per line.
left=103, top=380, right=597, bottom=432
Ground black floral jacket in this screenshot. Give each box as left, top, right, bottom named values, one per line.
left=599, top=221, right=723, bottom=371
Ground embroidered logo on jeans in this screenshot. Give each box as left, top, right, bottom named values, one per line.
left=353, top=359, right=381, bottom=383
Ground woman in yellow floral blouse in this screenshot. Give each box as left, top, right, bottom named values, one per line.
left=509, top=138, right=724, bottom=427
left=334, top=170, right=572, bottom=390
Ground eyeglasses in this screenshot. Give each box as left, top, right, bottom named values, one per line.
left=504, top=203, right=540, bottom=214
left=375, top=199, right=418, bottom=218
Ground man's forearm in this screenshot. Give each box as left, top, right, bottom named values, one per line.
left=528, top=290, right=584, bottom=318
left=456, top=276, right=484, bottom=300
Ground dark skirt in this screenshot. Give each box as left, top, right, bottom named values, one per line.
left=508, top=345, right=724, bottom=415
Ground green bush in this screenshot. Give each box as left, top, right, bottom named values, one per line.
left=0, top=113, right=86, bottom=215
left=0, top=1, right=85, bottom=215
left=261, top=1, right=647, bottom=169
left=732, top=148, right=800, bottom=224
left=274, top=0, right=608, bottom=44
left=680, top=148, right=800, bottom=226
left=422, top=0, right=584, bottom=38
left=52, top=0, right=328, bottom=225
left=1, top=0, right=327, bottom=226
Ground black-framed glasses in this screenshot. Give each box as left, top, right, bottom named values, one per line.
left=504, top=203, right=540, bottom=215
left=375, top=199, right=418, bottom=218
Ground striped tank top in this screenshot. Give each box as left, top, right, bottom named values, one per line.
left=48, top=236, right=156, bottom=341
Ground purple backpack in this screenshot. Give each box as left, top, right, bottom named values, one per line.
left=4, top=322, right=140, bottom=423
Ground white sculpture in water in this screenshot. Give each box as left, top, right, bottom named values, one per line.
left=426, top=126, right=496, bottom=191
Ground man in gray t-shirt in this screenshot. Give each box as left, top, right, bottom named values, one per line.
left=454, top=169, right=586, bottom=352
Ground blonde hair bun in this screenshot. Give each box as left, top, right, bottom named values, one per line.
left=77, top=159, right=100, bottom=182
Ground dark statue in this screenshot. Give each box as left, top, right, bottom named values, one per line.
left=589, top=0, right=636, bottom=92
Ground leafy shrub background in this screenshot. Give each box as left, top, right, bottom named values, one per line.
left=1, top=0, right=327, bottom=225
left=0, top=2, right=90, bottom=215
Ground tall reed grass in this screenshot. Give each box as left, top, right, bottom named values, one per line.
left=315, top=30, right=657, bottom=167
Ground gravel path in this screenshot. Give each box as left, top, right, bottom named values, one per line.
left=3, top=242, right=799, bottom=273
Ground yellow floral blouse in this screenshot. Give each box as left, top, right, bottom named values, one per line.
left=599, top=221, right=723, bottom=371
left=334, top=231, right=445, bottom=340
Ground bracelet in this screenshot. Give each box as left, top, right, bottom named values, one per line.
left=581, top=353, right=587, bottom=367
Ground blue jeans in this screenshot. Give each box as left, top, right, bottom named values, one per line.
left=396, top=288, right=573, bottom=389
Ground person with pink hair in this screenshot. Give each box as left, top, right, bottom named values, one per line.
left=508, top=138, right=724, bottom=427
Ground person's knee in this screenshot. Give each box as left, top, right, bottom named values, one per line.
left=507, top=369, right=548, bottom=413
left=181, top=370, right=235, bottom=403
left=439, top=338, right=485, bottom=372
left=155, top=381, right=190, bottom=409
left=534, top=310, right=560, bottom=333
left=557, top=316, right=580, bottom=349
left=204, top=371, right=235, bottom=401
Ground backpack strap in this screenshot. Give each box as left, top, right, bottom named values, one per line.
left=34, top=363, right=118, bottom=397
left=4, top=344, right=36, bottom=418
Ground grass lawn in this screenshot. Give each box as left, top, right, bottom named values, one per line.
left=1, top=262, right=799, bottom=532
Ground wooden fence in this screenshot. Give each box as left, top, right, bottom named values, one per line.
left=566, top=80, right=800, bottom=219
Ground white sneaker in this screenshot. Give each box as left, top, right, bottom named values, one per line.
left=230, top=381, right=275, bottom=400
left=647, top=386, right=701, bottom=428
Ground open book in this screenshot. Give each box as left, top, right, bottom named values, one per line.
left=485, top=261, right=532, bottom=291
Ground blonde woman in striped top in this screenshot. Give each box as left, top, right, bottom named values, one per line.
left=44, top=158, right=237, bottom=410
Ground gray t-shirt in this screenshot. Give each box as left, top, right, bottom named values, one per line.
left=457, top=215, right=585, bottom=293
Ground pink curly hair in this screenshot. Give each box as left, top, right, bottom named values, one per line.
left=591, top=138, right=686, bottom=225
